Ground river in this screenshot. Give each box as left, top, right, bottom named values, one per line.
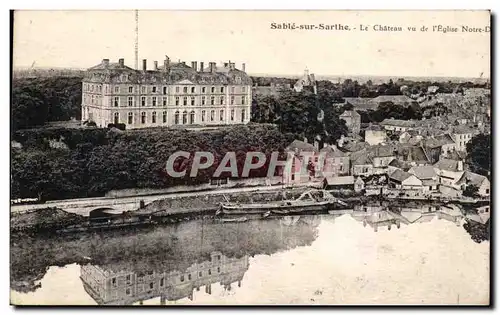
left=10, top=209, right=489, bottom=305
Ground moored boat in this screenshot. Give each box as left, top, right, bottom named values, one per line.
left=219, top=189, right=346, bottom=215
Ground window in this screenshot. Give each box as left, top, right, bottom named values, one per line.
left=217, top=255, right=221, bottom=261
left=180, top=275, right=185, bottom=282
left=114, top=86, right=119, bottom=93
left=128, top=86, right=133, bottom=93
left=141, top=112, right=146, bottom=124
left=242, top=86, right=246, bottom=93
left=162, top=97, right=167, bottom=106
left=141, top=86, right=146, bottom=93
left=220, top=110, right=224, bottom=121
left=162, top=111, right=167, bottom=123
left=141, top=96, right=146, bottom=106
left=220, top=96, right=224, bottom=105
left=114, top=97, right=119, bottom=107
left=210, top=96, right=215, bottom=105
left=211, top=86, right=215, bottom=93
left=201, top=110, right=206, bottom=122
left=183, top=87, right=188, bottom=94
left=175, top=97, right=180, bottom=106
left=174, top=111, right=180, bottom=124
left=210, top=110, right=215, bottom=121
left=191, top=97, right=195, bottom=106
left=152, top=111, right=157, bottom=123
left=231, top=86, right=235, bottom=94
left=183, top=97, right=188, bottom=106
left=152, top=86, right=157, bottom=93
left=128, top=112, right=133, bottom=124
left=152, top=97, right=157, bottom=106
left=149, top=282, right=154, bottom=289
left=220, top=87, right=224, bottom=93
left=231, top=109, right=234, bottom=121
left=230, top=96, right=235, bottom=105
left=190, top=111, right=195, bottom=124
left=217, top=267, right=221, bottom=273
left=241, top=109, right=246, bottom=122
left=191, top=87, right=196, bottom=93
left=182, top=111, right=187, bottom=124
left=188, top=274, right=192, bottom=281
left=128, top=96, right=133, bottom=107
left=208, top=269, right=212, bottom=275
left=175, top=87, right=180, bottom=93
left=199, top=271, right=202, bottom=277
left=163, top=86, right=167, bottom=95
left=202, top=87, right=206, bottom=93
left=486, top=189, right=490, bottom=194
left=112, top=277, right=117, bottom=286
left=202, top=96, right=206, bottom=105
left=241, top=96, right=246, bottom=105
left=160, top=278, right=164, bottom=287
left=126, top=288, right=131, bottom=295
left=113, top=112, right=119, bottom=124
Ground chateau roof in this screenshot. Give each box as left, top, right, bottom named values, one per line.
left=84, top=59, right=252, bottom=85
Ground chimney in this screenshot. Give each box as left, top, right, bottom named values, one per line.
left=102, top=59, right=110, bottom=67
left=242, top=63, right=246, bottom=72
left=210, top=62, right=216, bottom=73
left=191, top=61, right=197, bottom=71
left=224, top=62, right=229, bottom=68
left=164, top=56, right=170, bottom=71
left=142, top=59, right=147, bottom=71
left=199, top=62, right=204, bottom=72
left=118, top=58, right=124, bottom=67
left=154, top=61, right=158, bottom=70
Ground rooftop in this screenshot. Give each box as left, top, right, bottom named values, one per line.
left=455, top=171, right=488, bottom=187
left=324, top=176, right=355, bottom=186
left=433, top=158, right=463, bottom=172
left=408, top=165, right=437, bottom=180
left=388, top=169, right=413, bottom=182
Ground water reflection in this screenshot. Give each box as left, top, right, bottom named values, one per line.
left=81, top=252, right=249, bottom=306
left=10, top=201, right=490, bottom=305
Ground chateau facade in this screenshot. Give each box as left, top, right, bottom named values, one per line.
left=81, top=56, right=253, bottom=129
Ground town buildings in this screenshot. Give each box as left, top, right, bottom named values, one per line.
left=340, top=110, right=361, bottom=135
left=81, top=57, right=252, bottom=129
left=293, top=68, right=317, bottom=93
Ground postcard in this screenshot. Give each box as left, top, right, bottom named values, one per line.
left=10, top=10, right=490, bottom=306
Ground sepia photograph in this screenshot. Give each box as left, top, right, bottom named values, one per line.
left=10, top=10, right=491, bottom=306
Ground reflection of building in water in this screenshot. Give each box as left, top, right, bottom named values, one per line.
left=347, top=202, right=466, bottom=231
left=80, top=251, right=249, bottom=305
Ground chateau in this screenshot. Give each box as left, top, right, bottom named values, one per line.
left=81, top=56, right=252, bottom=129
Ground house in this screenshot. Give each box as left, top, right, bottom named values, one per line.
left=371, top=95, right=415, bottom=107
left=354, top=177, right=365, bottom=193
left=399, top=130, right=423, bottom=145
left=340, top=110, right=361, bottom=135
left=283, top=140, right=319, bottom=184
left=380, top=119, right=417, bottom=133
left=433, top=158, right=465, bottom=186
left=451, top=125, right=476, bottom=152
left=294, top=68, right=317, bottom=93
left=364, top=125, right=388, bottom=145
left=393, top=144, right=431, bottom=167
left=455, top=171, right=490, bottom=197
left=421, top=134, right=457, bottom=162
left=350, top=151, right=374, bottom=177
left=466, top=205, right=490, bottom=224
left=387, top=158, right=412, bottom=173
left=388, top=169, right=423, bottom=190
left=408, top=165, right=439, bottom=192
left=323, top=176, right=355, bottom=190
left=319, top=145, right=350, bottom=177
left=341, top=97, right=378, bottom=112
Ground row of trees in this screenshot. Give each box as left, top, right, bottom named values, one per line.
left=11, top=124, right=294, bottom=201
left=11, top=76, right=82, bottom=131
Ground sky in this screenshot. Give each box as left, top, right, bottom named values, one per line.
left=13, top=10, right=491, bottom=78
